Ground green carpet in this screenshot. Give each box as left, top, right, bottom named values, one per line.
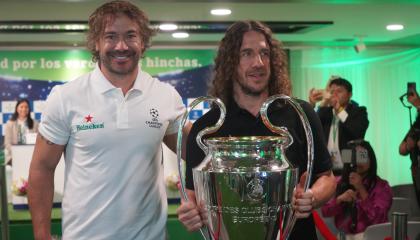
left=5, top=204, right=61, bottom=221
left=1, top=204, right=202, bottom=240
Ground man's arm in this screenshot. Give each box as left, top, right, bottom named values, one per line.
left=399, top=136, right=415, bottom=156
left=294, top=170, right=336, bottom=218
left=311, top=170, right=336, bottom=208
left=163, top=122, right=192, bottom=159
left=28, top=134, right=64, bottom=240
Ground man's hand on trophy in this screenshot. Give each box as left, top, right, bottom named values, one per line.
left=177, top=200, right=203, bottom=231
left=293, top=172, right=315, bottom=219
left=198, top=200, right=209, bottom=226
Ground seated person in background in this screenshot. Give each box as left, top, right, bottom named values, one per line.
left=4, top=99, right=39, bottom=165
left=309, top=77, right=369, bottom=175
left=321, top=141, right=392, bottom=239
left=399, top=90, right=420, bottom=208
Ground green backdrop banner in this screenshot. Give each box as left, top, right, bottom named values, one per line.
left=0, top=49, right=215, bottom=81
left=0, top=48, right=216, bottom=145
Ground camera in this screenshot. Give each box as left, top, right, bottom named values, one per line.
left=407, top=82, right=417, bottom=97
left=336, top=141, right=368, bottom=195
left=336, top=149, right=356, bottom=195
left=341, top=148, right=369, bottom=165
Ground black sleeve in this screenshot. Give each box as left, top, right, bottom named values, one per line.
left=300, top=101, right=333, bottom=175
left=415, top=113, right=420, bottom=128
left=403, top=113, right=420, bottom=141
left=185, top=109, right=219, bottom=190
left=341, top=105, right=369, bottom=139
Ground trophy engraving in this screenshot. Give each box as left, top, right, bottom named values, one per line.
left=177, top=94, right=314, bottom=240
left=247, top=178, right=265, bottom=201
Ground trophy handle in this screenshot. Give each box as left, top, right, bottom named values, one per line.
left=260, top=94, right=314, bottom=238
left=176, top=96, right=226, bottom=201
left=176, top=96, right=225, bottom=240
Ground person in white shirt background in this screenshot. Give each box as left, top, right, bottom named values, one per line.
left=4, top=98, right=39, bottom=165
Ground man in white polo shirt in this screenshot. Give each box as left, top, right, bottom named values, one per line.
left=27, top=1, right=186, bottom=239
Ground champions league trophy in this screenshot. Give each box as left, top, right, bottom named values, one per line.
left=177, top=94, right=314, bottom=240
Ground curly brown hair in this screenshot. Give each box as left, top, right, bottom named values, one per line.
left=209, top=20, right=291, bottom=104
left=86, top=0, right=155, bottom=62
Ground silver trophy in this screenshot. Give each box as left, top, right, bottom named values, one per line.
left=177, top=94, right=314, bottom=240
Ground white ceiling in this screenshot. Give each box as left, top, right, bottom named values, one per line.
left=0, top=0, right=419, bottom=47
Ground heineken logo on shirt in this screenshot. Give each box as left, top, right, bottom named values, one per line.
left=85, top=114, right=93, bottom=123
left=146, top=108, right=163, bottom=129
left=75, top=114, right=105, bottom=132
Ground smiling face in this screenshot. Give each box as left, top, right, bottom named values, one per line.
left=16, top=101, right=29, bottom=119
left=234, top=31, right=271, bottom=97
left=95, top=13, right=144, bottom=78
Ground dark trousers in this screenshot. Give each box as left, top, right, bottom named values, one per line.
left=412, top=165, right=420, bottom=209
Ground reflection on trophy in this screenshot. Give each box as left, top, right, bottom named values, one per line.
left=177, top=94, right=314, bottom=240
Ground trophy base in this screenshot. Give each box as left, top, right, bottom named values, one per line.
left=193, top=167, right=298, bottom=240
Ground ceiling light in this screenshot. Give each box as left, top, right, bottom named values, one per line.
left=159, top=23, right=178, bottom=31
left=386, top=24, right=404, bottom=31
left=172, top=32, right=189, bottom=39
left=64, top=24, right=87, bottom=30
left=210, top=8, right=232, bottom=16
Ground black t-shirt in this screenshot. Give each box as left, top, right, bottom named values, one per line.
left=185, top=98, right=332, bottom=240
left=405, top=113, right=420, bottom=167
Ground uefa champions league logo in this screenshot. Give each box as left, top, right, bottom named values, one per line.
left=150, top=108, right=159, bottom=121
left=146, top=108, right=163, bottom=129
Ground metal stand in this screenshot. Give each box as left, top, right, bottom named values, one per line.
left=0, top=149, right=10, bottom=240
left=338, top=231, right=346, bottom=240
left=392, top=212, right=408, bottom=240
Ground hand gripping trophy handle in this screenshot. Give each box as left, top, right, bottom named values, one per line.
left=176, top=96, right=226, bottom=240
left=260, top=94, right=314, bottom=238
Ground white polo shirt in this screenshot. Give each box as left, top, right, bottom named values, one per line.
left=39, top=65, right=185, bottom=240
left=327, top=108, right=349, bottom=170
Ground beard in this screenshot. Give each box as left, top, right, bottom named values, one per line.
left=235, top=71, right=269, bottom=97
left=237, top=80, right=265, bottom=96
left=100, top=50, right=140, bottom=75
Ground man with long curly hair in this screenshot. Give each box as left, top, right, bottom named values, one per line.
left=28, top=1, right=186, bottom=239
left=177, top=20, right=336, bottom=239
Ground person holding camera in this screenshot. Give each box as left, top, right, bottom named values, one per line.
left=399, top=89, right=420, bottom=208
left=321, top=141, right=392, bottom=240
left=309, top=77, right=369, bottom=175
